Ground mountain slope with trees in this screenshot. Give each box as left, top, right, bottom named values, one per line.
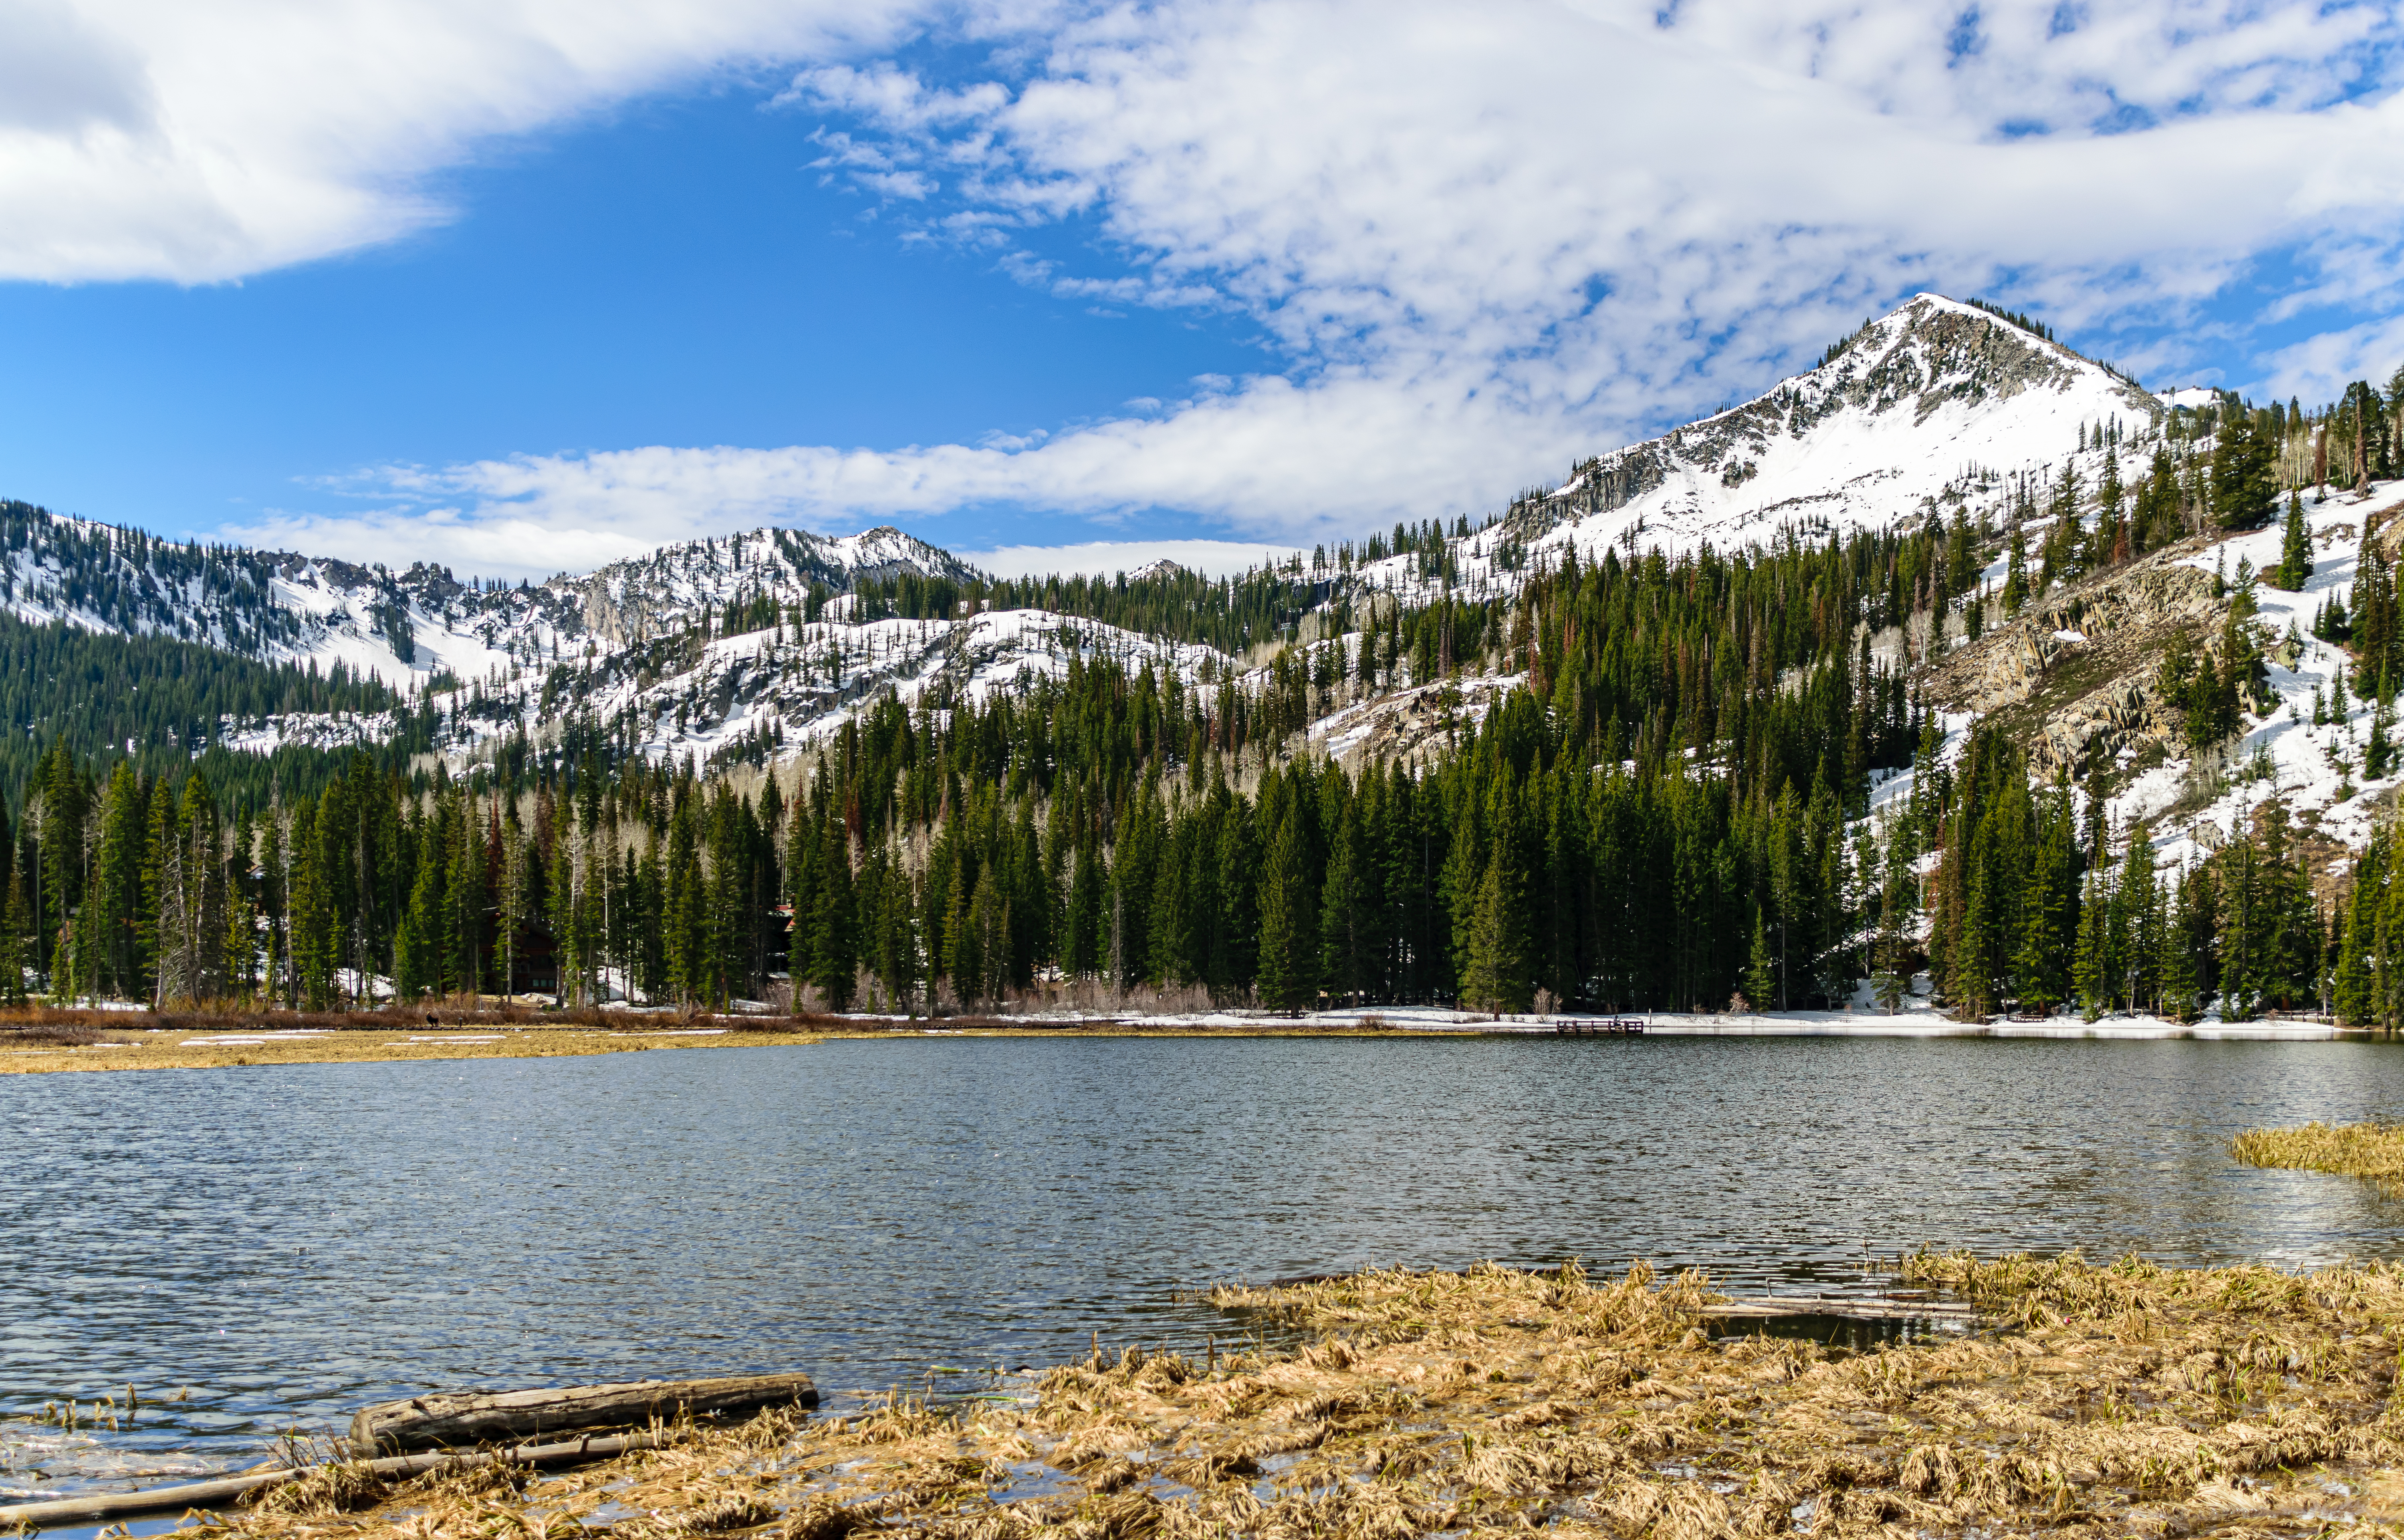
left=7, top=293, right=2404, bottom=1023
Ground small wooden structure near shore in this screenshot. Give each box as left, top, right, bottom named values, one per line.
left=1553, top=1018, right=1644, bottom=1036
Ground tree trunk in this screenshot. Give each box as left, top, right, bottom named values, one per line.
left=348, top=1372, right=819, bottom=1455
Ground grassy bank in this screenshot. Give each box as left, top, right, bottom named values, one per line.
left=2232, top=1121, right=2404, bottom=1195
left=0, top=1011, right=831, bottom=1074
left=137, top=1253, right=2404, bottom=1540
left=0, top=1008, right=1481, bottom=1074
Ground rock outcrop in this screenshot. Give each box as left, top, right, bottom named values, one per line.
left=1924, top=549, right=2223, bottom=781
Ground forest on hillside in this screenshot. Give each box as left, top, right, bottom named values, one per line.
left=6, top=353, right=2404, bottom=1018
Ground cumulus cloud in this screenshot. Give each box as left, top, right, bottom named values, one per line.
left=14, top=0, right=2404, bottom=568
left=0, top=0, right=933, bottom=282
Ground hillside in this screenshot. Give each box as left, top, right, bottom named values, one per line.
left=0, top=297, right=2186, bottom=783
left=7, top=290, right=2403, bottom=1028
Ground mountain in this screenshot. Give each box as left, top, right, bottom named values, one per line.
left=0, top=294, right=2241, bottom=785
left=1537, top=292, right=2158, bottom=551
left=1333, top=295, right=2160, bottom=608
left=12, top=290, right=2400, bottom=1025
left=0, top=504, right=972, bottom=674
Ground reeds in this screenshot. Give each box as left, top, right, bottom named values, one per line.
left=139, top=1250, right=2404, bottom=1540
left=2231, top=1120, right=2404, bottom=1194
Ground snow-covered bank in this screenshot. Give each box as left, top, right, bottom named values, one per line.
left=1629, top=1010, right=2343, bottom=1041
left=889, top=1002, right=2355, bottom=1040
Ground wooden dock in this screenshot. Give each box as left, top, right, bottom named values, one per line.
left=1554, top=1018, right=1645, bottom=1036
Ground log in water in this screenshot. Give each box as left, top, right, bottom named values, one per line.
left=347, top=1372, right=821, bottom=1455
left=0, top=1429, right=679, bottom=1527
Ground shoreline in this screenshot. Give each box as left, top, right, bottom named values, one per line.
left=1, top=1004, right=2366, bottom=1073
left=83, top=1254, right=2404, bottom=1539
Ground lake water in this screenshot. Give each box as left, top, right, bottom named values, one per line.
left=7, top=1033, right=2404, bottom=1501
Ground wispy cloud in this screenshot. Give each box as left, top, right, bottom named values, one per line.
left=9, top=0, right=2404, bottom=570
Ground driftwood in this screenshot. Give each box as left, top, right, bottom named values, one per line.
left=348, top=1372, right=820, bottom=1455
left=1703, top=1295, right=1980, bottom=1324
left=0, top=1428, right=677, bottom=1528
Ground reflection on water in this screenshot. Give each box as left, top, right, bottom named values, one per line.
left=4, top=1034, right=2404, bottom=1497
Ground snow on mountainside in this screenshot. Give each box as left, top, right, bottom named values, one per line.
left=1542, top=293, right=2159, bottom=552
left=0, top=507, right=976, bottom=685
left=1348, top=294, right=2160, bottom=606
left=441, top=608, right=1236, bottom=776
left=0, top=293, right=2294, bottom=798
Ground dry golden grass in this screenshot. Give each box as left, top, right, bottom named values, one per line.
left=134, top=1252, right=2404, bottom=1540
left=0, top=1021, right=829, bottom=1074
left=0, top=1013, right=1458, bottom=1074
left=2232, top=1121, right=2404, bottom=1195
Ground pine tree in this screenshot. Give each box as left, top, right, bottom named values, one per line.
left=2336, top=834, right=2382, bottom=1026
left=0, top=864, right=26, bottom=1005
left=1256, top=808, right=1317, bottom=1014
left=1214, top=800, right=1258, bottom=998
left=445, top=792, right=487, bottom=997
left=2211, top=407, right=2278, bottom=528
left=811, top=819, right=857, bottom=1011
left=288, top=797, right=337, bottom=1009
left=2096, top=449, right=2126, bottom=564
left=1741, top=906, right=1775, bottom=1012
left=2072, top=865, right=2112, bottom=1020
left=2273, top=489, right=2313, bottom=591
left=395, top=816, right=441, bottom=999
left=1066, top=833, right=1102, bottom=981
left=2015, top=850, right=2066, bottom=1018
left=1461, top=844, right=1531, bottom=1016
left=2158, top=867, right=2200, bottom=1023
left=1318, top=800, right=1368, bottom=1006
left=944, top=846, right=980, bottom=1004
left=664, top=796, right=706, bottom=1004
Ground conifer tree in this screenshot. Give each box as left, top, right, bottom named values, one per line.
left=2272, top=490, right=2313, bottom=591
left=0, top=864, right=25, bottom=1006
left=395, top=814, right=440, bottom=998
left=664, top=795, right=706, bottom=1003
left=944, top=846, right=979, bottom=1003
left=1741, top=906, right=1774, bottom=1012
left=811, top=818, right=857, bottom=1010
left=1214, top=800, right=1258, bottom=998
left=289, top=797, right=337, bottom=1008
left=1318, top=800, right=1368, bottom=1006
left=2073, top=864, right=2113, bottom=1020
left=1256, top=808, right=1317, bottom=1014
left=2211, top=408, right=2278, bottom=528
left=2158, top=867, right=2201, bottom=1023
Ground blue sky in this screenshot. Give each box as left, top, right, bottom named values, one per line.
left=3, top=0, right=2403, bottom=580
left=0, top=89, right=1265, bottom=564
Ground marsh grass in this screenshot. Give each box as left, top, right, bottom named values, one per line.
left=2230, top=1121, right=2404, bottom=1195
left=146, top=1252, right=2404, bottom=1540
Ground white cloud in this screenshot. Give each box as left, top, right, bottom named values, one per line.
left=2265, top=315, right=2404, bottom=403
left=0, top=0, right=934, bottom=282
left=14, top=0, right=2404, bottom=569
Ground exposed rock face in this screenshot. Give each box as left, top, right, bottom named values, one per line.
left=556, top=526, right=976, bottom=649
left=1924, top=551, right=2222, bottom=781
left=1311, top=673, right=1523, bottom=770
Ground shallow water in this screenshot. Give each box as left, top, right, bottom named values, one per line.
left=5, top=1033, right=2404, bottom=1498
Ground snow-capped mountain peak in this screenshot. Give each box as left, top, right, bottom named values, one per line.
left=1527, top=292, right=2160, bottom=560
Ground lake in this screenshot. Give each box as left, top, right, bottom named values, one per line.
left=5, top=1033, right=2403, bottom=1499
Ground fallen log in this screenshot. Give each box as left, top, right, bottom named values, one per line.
left=1703, top=1295, right=1979, bottom=1324
left=350, top=1372, right=820, bottom=1455
left=0, top=1427, right=678, bottom=1528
